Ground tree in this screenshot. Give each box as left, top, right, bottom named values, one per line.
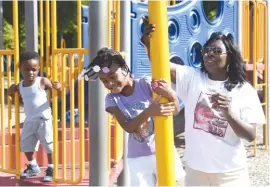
left=2, top=1, right=89, bottom=50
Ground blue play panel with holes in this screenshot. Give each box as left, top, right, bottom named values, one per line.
left=81, top=1, right=239, bottom=110
left=130, top=0, right=238, bottom=78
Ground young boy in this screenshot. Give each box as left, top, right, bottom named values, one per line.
left=8, top=51, right=61, bottom=182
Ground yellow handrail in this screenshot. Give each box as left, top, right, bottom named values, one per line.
left=0, top=0, right=20, bottom=179
left=39, top=0, right=44, bottom=77
left=51, top=0, right=86, bottom=184
left=51, top=49, right=87, bottom=184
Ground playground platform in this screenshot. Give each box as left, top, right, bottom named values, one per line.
left=0, top=122, right=123, bottom=186
left=0, top=160, right=123, bottom=186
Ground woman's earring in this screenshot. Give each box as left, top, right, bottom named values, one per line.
left=227, top=64, right=230, bottom=72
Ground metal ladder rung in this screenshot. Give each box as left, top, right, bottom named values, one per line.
left=257, top=83, right=267, bottom=87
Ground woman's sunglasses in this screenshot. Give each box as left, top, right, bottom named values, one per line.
left=201, top=47, right=227, bottom=57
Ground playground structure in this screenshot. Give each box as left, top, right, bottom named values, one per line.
left=0, top=0, right=269, bottom=186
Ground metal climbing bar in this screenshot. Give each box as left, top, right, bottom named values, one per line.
left=112, top=0, right=124, bottom=165
left=0, top=0, right=20, bottom=179
left=50, top=0, right=86, bottom=184
left=148, top=1, right=176, bottom=185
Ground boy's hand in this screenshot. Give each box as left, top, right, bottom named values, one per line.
left=141, top=16, right=156, bottom=47
left=52, top=81, right=61, bottom=90
left=8, top=84, right=18, bottom=96
left=151, top=79, right=174, bottom=100
left=146, top=95, right=175, bottom=116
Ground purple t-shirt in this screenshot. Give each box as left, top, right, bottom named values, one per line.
left=105, top=77, right=156, bottom=158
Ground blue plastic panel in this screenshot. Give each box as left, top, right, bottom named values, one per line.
left=131, top=0, right=238, bottom=78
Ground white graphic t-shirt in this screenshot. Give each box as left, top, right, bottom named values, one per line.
left=175, top=65, right=266, bottom=173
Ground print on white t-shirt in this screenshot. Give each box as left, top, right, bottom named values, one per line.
left=132, top=117, right=154, bottom=143
left=193, top=92, right=229, bottom=137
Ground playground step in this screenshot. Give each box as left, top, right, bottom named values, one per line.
left=0, top=126, right=120, bottom=169
left=0, top=160, right=123, bottom=186
left=0, top=171, right=17, bottom=186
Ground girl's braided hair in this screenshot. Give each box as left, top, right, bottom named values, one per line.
left=79, top=47, right=130, bottom=81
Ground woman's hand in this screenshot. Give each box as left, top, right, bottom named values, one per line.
left=211, top=93, right=233, bottom=118
left=141, top=16, right=156, bottom=47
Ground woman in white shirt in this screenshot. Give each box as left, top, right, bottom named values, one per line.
left=141, top=18, right=266, bottom=187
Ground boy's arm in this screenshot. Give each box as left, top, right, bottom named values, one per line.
left=8, top=84, right=23, bottom=103
left=107, top=106, right=151, bottom=133
left=8, top=84, right=19, bottom=96
left=41, top=77, right=61, bottom=91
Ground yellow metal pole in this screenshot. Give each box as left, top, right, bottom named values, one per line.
left=107, top=0, right=112, bottom=174
left=252, top=0, right=257, bottom=157
left=148, top=1, right=176, bottom=185
left=61, top=54, right=67, bottom=180
left=13, top=0, right=20, bottom=178
left=51, top=0, right=59, bottom=179
left=0, top=54, right=5, bottom=169
left=45, top=0, right=50, bottom=79
left=262, top=1, right=268, bottom=151
left=77, top=0, right=85, bottom=180
left=7, top=56, right=12, bottom=169
left=108, top=1, right=112, bottom=48
left=114, top=0, right=120, bottom=51
left=45, top=0, right=51, bottom=106
left=77, top=53, right=85, bottom=181
left=113, top=0, right=123, bottom=164
left=70, top=54, right=75, bottom=181
left=39, top=0, right=44, bottom=77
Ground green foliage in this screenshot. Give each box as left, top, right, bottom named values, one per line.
left=3, top=19, right=14, bottom=49
left=2, top=1, right=90, bottom=49
left=57, top=1, right=77, bottom=34
left=82, top=1, right=88, bottom=5
left=203, top=1, right=219, bottom=22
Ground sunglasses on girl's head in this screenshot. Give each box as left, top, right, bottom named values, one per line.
left=77, top=65, right=111, bottom=81
left=201, top=47, right=227, bottom=56
left=92, top=65, right=110, bottom=73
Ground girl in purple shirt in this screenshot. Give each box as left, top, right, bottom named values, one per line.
left=79, top=47, right=185, bottom=186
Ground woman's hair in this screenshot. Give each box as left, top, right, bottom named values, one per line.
left=83, top=47, right=131, bottom=80
left=201, top=32, right=246, bottom=91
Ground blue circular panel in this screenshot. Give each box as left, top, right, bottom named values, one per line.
left=189, top=10, right=200, bottom=30
left=189, top=42, right=202, bottom=68
left=202, top=1, right=224, bottom=25
left=168, top=19, right=180, bottom=42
